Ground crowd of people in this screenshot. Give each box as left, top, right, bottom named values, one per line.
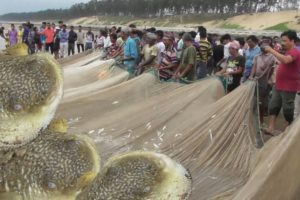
left=1, top=21, right=300, bottom=136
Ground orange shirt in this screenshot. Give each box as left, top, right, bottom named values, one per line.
left=43, top=28, right=55, bottom=44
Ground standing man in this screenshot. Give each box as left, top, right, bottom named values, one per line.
left=77, top=25, right=85, bottom=53
left=137, top=33, right=159, bottom=74
left=173, top=33, right=197, bottom=83
left=197, top=26, right=213, bottom=79
left=39, top=22, right=47, bottom=51
left=264, top=30, right=300, bottom=135
left=8, top=24, right=18, bottom=46
left=58, top=24, right=69, bottom=58
left=243, top=35, right=261, bottom=81
left=43, top=23, right=55, bottom=54
left=85, top=27, right=94, bottom=50
left=120, top=28, right=138, bottom=76
left=68, top=26, right=77, bottom=56
left=17, top=25, right=23, bottom=44
left=155, top=30, right=166, bottom=64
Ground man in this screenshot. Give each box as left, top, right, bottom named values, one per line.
left=68, top=26, right=77, bottom=56
left=220, top=34, right=232, bottom=58
left=17, top=25, right=23, bottom=44
left=106, top=33, right=119, bottom=59
left=39, top=22, right=46, bottom=51
left=85, top=27, right=94, bottom=50
left=243, top=35, right=261, bottom=81
left=216, top=41, right=245, bottom=93
left=0, top=29, right=6, bottom=51
left=121, top=28, right=138, bottom=76
left=137, top=33, right=159, bottom=74
left=264, top=30, right=300, bottom=135
left=77, top=25, right=85, bottom=53
left=42, top=23, right=55, bottom=54
left=173, top=33, right=197, bottom=83
left=8, top=24, right=18, bottom=46
left=53, top=21, right=63, bottom=59
left=58, top=24, right=69, bottom=58
left=197, top=27, right=213, bottom=79
left=249, top=39, right=278, bottom=123
left=155, top=30, right=166, bottom=64
left=176, top=32, right=185, bottom=59
left=158, top=34, right=179, bottom=81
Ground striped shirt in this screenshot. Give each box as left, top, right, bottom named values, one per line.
left=199, top=39, right=213, bottom=63
left=159, top=47, right=178, bottom=80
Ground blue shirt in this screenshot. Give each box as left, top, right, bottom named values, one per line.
left=244, top=45, right=261, bottom=76
left=59, top=30, right=69, bottom=43
left=124, top=37, right=138, bottom=67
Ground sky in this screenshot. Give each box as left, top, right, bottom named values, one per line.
left=0, top=0, right=90, bottom=15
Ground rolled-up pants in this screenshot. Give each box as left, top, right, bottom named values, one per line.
left=269, top=86, right=296, bottom=124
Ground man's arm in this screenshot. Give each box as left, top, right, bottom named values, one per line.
left=265, top=46, right=295, bottom=64
left=249, top=57, right=257, bottom=79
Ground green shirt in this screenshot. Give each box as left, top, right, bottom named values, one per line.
left=180, top=45, right=197, bottom=81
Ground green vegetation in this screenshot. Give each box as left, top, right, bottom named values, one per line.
left=220, top=23, right=244, bottom=30
left=265, top=22, right=290, bottom=31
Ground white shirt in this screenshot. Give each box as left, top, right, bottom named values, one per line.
left=156, top=41, right=165, bottom=64
left=224, top=43, right=230, bottom=58
left=0, top=36, right=6, bottom=51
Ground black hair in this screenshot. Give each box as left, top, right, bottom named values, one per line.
left=236, top=37, right=245, bottom=47
left=246, top=35, right=259, bottom=43
left=156, top=30, right=164, bottom=39
left=189, top=31, right=197, bottom=39
left=178, top=32, right=185, bottom=37
left=220, top=34, right=231, bottom=43
left=110, top=33, right=117, bottom=40
left=58, top=21, right=63, bottom=24
left=129, top=24, right=136, bottom=28
left=199, top=28, right=207, bottom=38
left=281, top=30, right=298, bottom=42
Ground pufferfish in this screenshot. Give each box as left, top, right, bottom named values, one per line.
left=0, top=53, right=63, bottom=149
left=0, top=50, right=192, bottom=200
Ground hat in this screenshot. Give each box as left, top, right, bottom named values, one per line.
left=229, top=41, right=240, bottom=50
left=146, top=32, right=157, bottom=40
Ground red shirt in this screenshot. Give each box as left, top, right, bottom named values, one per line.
left=275, top=48, right=300, bottom=92
left=43, top=28, right=55, bottom=44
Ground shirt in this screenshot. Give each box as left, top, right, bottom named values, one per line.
left=276, top=48, right=300, bottom=92
left=159, top=46, right=178, bottom=79
left=43, top=28, right=55, bottom=44
left=8, top=30, right=18, bottom=46
left=141, top=44, right=159, bottom=69
left=225, top=55, right=245, bottom=92
left=244, top=46, right=261, bottom=76
left=77, top=31, right=85, bottom=44
left=59, top=30, right=69, bottom=43
left=156, top=41, right=166, bottom=64
left=86, top=32, right=94, bottom=43
left=253, top=53, right=277, bottom=87
left=0, top=36, right=6, bottom=51
left=124, top=37, right=138, bottom=67
left=199, top=39, right=213, bottom=63
left=68, top=30, right=77, bottom=43
left=179, top=45, right=197, bottom=81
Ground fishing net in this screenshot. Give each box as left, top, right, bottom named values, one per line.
left=56, top=55, right=300, bottom=199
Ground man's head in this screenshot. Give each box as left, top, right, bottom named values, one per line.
left=189, top=31, right=197, bottom=39
left=260, top=38, right=273, bottom=54
left=70, top=26, right=74, bottom=31
left=110, top=33, right=118, bottom=43
left=146, top=33, right=157, bottom=45
left=46, top=23, right=51, bottom=29
left=11, top=24, right=15, bottom=30
left=198, top=26, right=207, bottom=39
left=163, top=34, right=175, bottom=47
left=182, top=33, right=193, bottom=46
left=51, top=23, right=56, bottom=29
left=88, top=27, right=92, bottom=32
left=19, top=25, right=23, bottom=31
left=100, top=30, right=107, bottom=37
left=155, top=30, right=164, bottom=40
left=120, top=28, right=130, bottom=40
left=229, top=41, right=240, bottom=56
left=58, top=21, right=63, bottom=28
left=111, top=26, right=117, bottom=34
left=246, top=35, right=259, bottom=49
left=129, top=24, right=136, bottom=29
left=236, top=37, right=245, bottom=48
left=220, top=34, right=231, bottom=45
left=62, top=24, right=67, bottom=31
left=79, top=25, right=82, bottom=31
left=178, top=32, right=185, bottom=40
left=42, top=22, right=46, bottom=28
left=273, top=36, right=280, bottom=43
left=281, top=30, right=297, bottom=51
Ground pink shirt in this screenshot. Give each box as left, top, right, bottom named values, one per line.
left=275, top=48, right=300, bottom=92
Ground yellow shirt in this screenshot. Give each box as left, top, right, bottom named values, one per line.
left=18, top=30, right=23, bottom=43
